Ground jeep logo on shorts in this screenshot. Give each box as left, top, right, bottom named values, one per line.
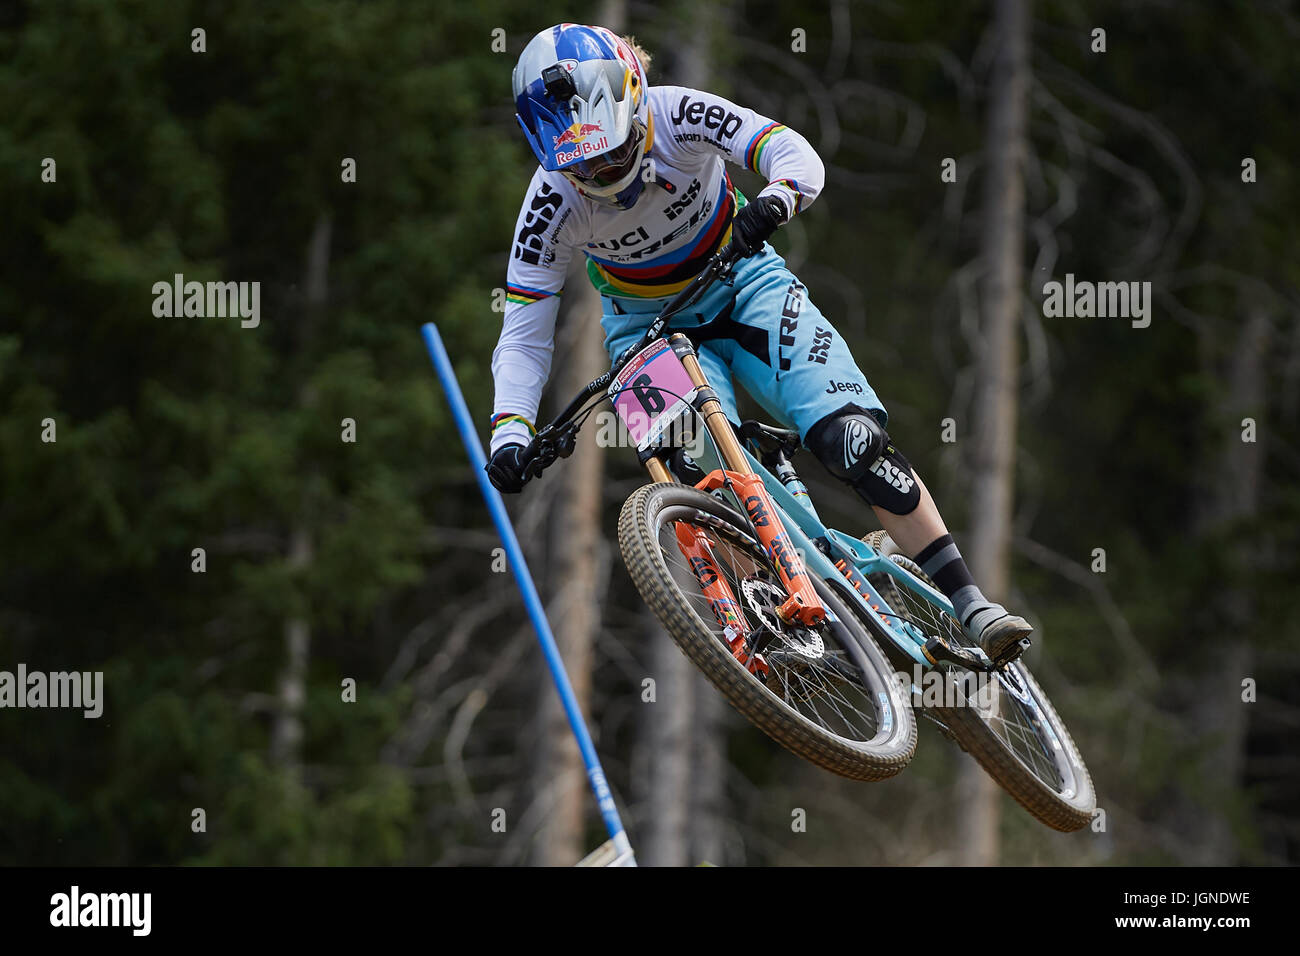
left=670, top=95, right=744, bottom=139
left=825, top=380, right=864, bottom=395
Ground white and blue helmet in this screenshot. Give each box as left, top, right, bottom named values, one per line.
left=512, top=24, right=651, bottom=208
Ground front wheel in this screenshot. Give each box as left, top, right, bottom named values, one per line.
left=618, top=483, right=916, bottom=781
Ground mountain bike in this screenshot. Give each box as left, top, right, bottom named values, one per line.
left=518, top=244, right=1095, bottom=830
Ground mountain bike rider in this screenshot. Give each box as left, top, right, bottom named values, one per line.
left=486, top=24, right=1033, bottom=662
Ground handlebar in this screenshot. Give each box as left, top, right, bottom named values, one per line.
left=518, top=242, right=743, bottom=478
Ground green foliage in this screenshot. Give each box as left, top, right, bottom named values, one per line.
left=0, top=0, right=1295, bottom=866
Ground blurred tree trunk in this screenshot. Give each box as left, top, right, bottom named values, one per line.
left=688, top=680, right=727, bottom=864
left=271, top=528, right=311, bottom=767
left=958, top=0, right=1031, bottom=865
left=632, top=0, right=733, bottom=869
left=1185, top=308, right=1270, bottom=863
left=644, top=616, right=694, bottom=867
left=271, top=213, right=331, bottom=769
left=682, top=1, right=732, bottom=869
left=528, top=0, right=627, bottom=870
left=529, top=265, right=606, bottom=865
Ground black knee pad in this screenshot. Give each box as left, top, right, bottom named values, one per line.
left=805, top=404, right=887, bottom=482
left=805, top=404, right=921, bottom=515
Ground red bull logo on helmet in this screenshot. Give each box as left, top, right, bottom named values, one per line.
left=552, top=121, right=604, bottom=148
left=553, top=122, right=609, bottom=164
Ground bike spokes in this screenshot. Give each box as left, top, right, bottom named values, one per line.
left=660, top=514, right=882, bottom=742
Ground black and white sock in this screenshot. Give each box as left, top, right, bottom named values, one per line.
left=912, top=533, right=1003, bottom=628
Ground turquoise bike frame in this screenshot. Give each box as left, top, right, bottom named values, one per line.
left=689, top=432, right=950, bottom=670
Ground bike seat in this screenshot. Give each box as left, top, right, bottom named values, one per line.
left=737, top=420, right=802, bottom=456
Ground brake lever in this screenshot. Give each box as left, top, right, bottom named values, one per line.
left=520, top=420, right=579, bottom=481
left=554, top=425, right=577, bottom=459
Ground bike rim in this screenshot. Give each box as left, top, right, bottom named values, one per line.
left=869, top=567, right=1085, bottom=801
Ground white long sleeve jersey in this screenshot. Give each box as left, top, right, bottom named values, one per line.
left=489, top=84, right=825, bottom=453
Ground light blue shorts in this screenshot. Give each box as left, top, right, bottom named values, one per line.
left=599, top=244, right=885, bottom=440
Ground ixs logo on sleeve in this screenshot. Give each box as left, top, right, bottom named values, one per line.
left=514, top=182, right=564, bottom=266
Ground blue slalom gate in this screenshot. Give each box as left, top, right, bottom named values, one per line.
left=422, top=323, right=635, bottom=867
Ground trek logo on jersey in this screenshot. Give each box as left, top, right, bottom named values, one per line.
left=670, top=95, right=744, bottom=140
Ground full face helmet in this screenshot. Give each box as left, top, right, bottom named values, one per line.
left=513, top=24, right=652, bottom=209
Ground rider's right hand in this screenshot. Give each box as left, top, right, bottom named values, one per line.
left=486, top=443, right=530, bottom=494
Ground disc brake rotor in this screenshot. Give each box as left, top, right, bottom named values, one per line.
left=739, top=577, right=825, bottom=659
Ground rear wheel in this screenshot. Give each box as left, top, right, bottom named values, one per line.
left=861, top=532, right=1096, bottom=831
left=618, top=484, right=916, bottom=781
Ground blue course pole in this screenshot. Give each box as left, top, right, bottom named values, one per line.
left=422, top=323, right=635, bottom=866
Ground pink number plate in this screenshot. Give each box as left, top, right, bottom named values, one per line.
left=608, top=338, right=698, bottom=450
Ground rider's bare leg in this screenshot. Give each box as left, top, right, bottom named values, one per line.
left=804, top=406, right=1032, bottom=658
left=871, top=470, right=1032, bottom=658
left=868, top=471, right=945, bottom=557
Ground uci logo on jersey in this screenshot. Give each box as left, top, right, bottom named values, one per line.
left=670, top=95, right=743, bottom=140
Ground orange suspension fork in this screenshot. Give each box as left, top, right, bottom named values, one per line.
left=672, top=522, right=767, bottom=676
left=637, top=392, right=764, bottom=671
left=666, top=334, right=826, bottom=628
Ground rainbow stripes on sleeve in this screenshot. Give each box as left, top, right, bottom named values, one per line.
left=505, top=284, right=562, bottom=307
left=490, top=412, right=536, bottom=436
left=745, top=123, right=807, bottom=215
left=770, top=178, right=805, bottom=215
left=744, top=122, right=787, bottom=173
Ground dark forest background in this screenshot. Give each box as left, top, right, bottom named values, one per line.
left=1, top=0, right=1297, bottom=865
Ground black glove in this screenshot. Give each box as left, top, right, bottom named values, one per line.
left=730, top=195, right=788, bottom=256
left=486, top=442, right=530, bottom=494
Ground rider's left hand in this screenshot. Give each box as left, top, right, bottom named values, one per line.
left=731, top=195, right=789, bottom=257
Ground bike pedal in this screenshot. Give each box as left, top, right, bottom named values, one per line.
left=922, top=636, right=988, bottom=671
left=991, top=637, right=1032, bottom=669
